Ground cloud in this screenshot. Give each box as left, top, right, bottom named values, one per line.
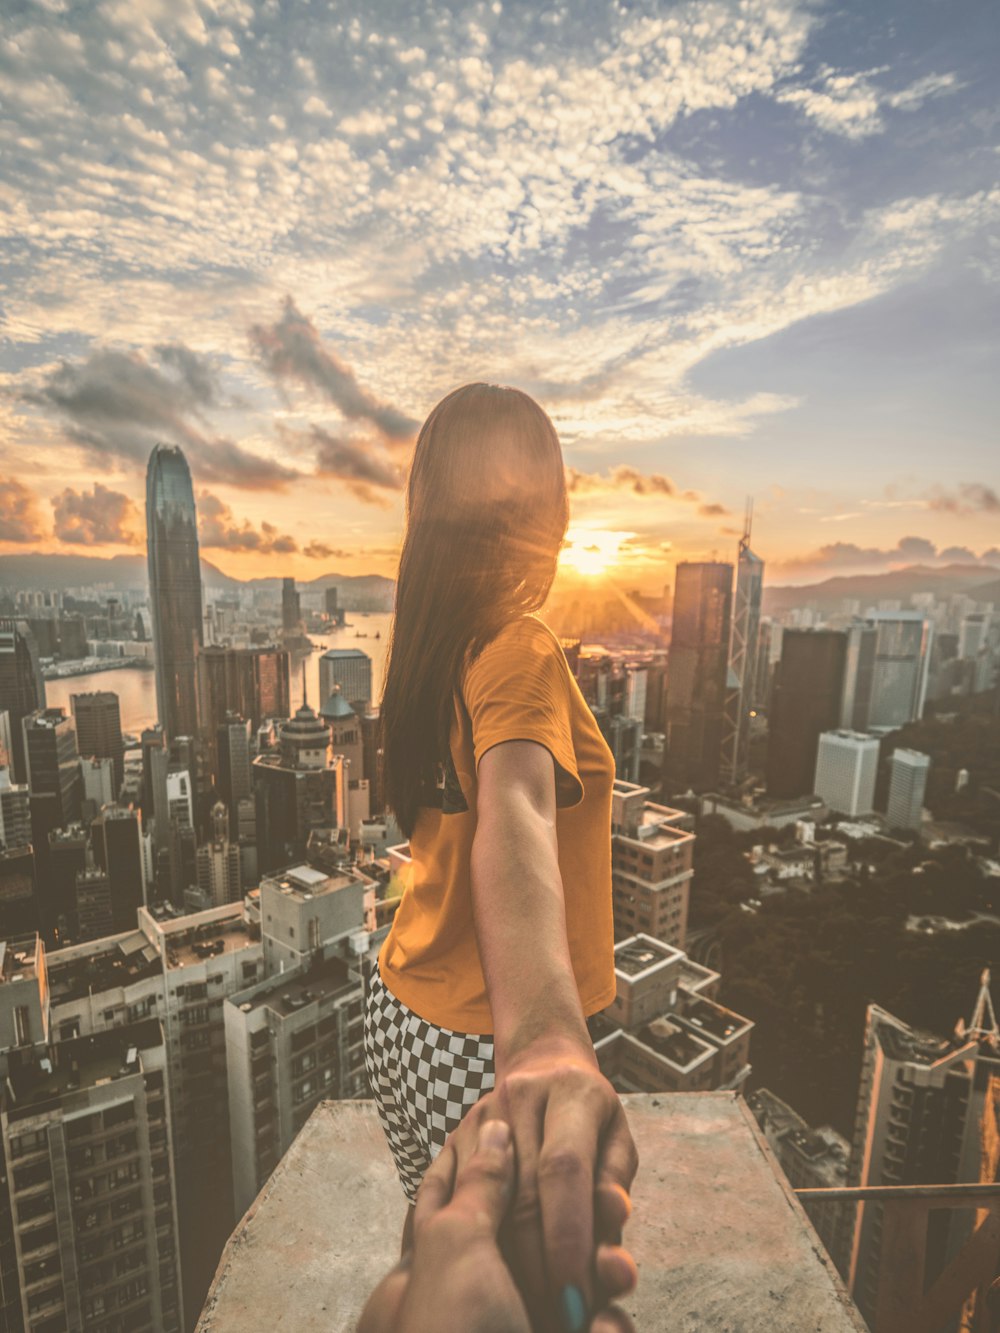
left=198, top=491, right=299, bottom=554
left=250, top=298, right=417, bottom=442
left=51, top=482, right=141, bottom=545
left=926, top=483, right=1000, bottom=515
left=303, top=424, right=405, bottom=506
left=777, top=66, right=961, bottom=140
left=0, top=478, right=47, bottom=543
left=24, top=347, right=299, bottom=490
left=566, top=465, right=729, bottom=516
left=774, top=535, right=1000, bottom=576
left=303, top=540, right=350, bottom=559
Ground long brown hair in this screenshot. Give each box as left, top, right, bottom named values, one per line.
left=379, top=383, right=569, bottom=840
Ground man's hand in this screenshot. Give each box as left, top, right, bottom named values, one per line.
left=357, top=1117, right=636, bottom=1333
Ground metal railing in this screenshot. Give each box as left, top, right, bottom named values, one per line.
left=795, top=1183, right=1000, bottom=1333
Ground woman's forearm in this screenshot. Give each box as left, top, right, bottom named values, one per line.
left=470, top=786, right=594, bottom=1072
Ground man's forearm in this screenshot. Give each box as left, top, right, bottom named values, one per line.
left=470, top=791, right=594, bottom=1072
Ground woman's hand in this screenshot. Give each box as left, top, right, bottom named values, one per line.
left=357, top=1117, right=636, bottom=1333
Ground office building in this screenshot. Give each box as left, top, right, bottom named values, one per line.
left=253, top=703, right=347, bottom=874
left=197, top=645, right=291, bottom=738
left=70, top=690, right=125, bottom=792
left=0, top=846, right=36, bottom=939
left=593, top=935, right=753, bottom=1096
left=281, top=578, right=301, bottom=634
left=92, top=804, right=147, bottom=932
left=217, top=713, right=253, bottom=832
left=610, top=781, right=694, bottom=948
left=886, top=747, right=930, bottom=831
left=0, top=765, right=31, bottom=849
left=662, top=562, right=733, bottom=794
left=75, top=859, right=114, bottom=940
left=22, top=708, right=83, bottom=828
left=766, top=630, right=847, bottom=799
left=146, top=444, right=204, bottom=741
left=360, top=708, right=385, bottom=816
left=721, top=509, right=765, bottom=785
left=862, top=612, right=933, bottom=729
left=0, top=620, right=45, bottom=784
left=318, top=649, right=373, bottom=715
left=813, top=731, right=879, bottom=817
left=80, top=755, right=116, bottom=819
left=58, top=613, right=88, bottom=659
left=196, top=803, right=242, bottom=907
left=958, top=613, right=989, bottom=660
left=846, top=982, right=1000, bottom=1326
left=324, top=586, right=339, bottom=619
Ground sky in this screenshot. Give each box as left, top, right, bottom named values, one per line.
left=0, top=0, right=998, bottom=589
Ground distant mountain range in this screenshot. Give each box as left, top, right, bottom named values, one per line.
left=2, top=552, right=997, bottom=617
left=762, top=563, right=1000, bottom=616
left=0, top=553, right=395, bottom=609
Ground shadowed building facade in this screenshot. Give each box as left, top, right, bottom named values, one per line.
left=0, top=620, right=45, bottom=785
left=766, top=629, right=848, bottom=799
left=662, top=562, right=733, bottom=795
left=146, top=445, right=204, bottom=743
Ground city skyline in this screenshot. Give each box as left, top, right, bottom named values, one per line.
left=0, top=0, right=998, bottom=588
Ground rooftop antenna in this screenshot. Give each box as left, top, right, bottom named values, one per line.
left=967, top=968, right=999, bottom=1044
left=301, top=661, right=308, bottom=710
left=740, top=497, right=754, bottom=555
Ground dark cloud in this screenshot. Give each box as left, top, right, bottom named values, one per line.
left=303, top=540, right=350, bottom=559
left=566, top=465, right=677, bottom=497
left=0, top=478, right=47, bottom=543
left=938, top=545, right=979, bottom=563
left=25, top=347, right=299, bottom=491
left=566, top=465, right=729, bottom=516
left=198, top=492, right=299, bottom=554
left=250, top=298, right=417, bottom=442
left=52, top=483, right=140, bottom=546
left=896, top=535, right=938, bottom=561
left=926, top=483, right=1000, bottom=514
left=307, top=425, right=404, bottom=506
left=154, top=344, right=218, bottom=406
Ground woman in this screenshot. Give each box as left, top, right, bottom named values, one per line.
left=365, top=382, right=638, bottom=1332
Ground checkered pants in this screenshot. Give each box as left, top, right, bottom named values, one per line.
left=364, top=965, right=496, bottom=1202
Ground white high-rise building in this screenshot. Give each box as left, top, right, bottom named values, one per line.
left=886, top=748, right=930, bottom=831
left=813, top=730, right=879, bottom=816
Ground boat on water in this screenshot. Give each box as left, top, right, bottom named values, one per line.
left=355, top=632, right=368, bottom=637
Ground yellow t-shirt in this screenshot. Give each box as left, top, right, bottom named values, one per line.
left=378, top=612, right=617, bottom=1034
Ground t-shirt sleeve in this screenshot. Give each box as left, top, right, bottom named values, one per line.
left=461, top=618, right=584, bottom=809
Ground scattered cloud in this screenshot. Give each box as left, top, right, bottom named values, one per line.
left=51, top=483, right=141, bottom=545
left=566, top=466, right=729, bottom=517
left=0, top=478, right=48, bottom=543
left=250, top=299, right=417, bottom=442
left=198, top=491, right=299, bottom=554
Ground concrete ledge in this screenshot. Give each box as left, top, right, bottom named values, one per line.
left=198, top=1092, right=867, bottom=1332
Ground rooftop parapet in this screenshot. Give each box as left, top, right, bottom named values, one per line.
left=197, top=1093, right=867, bottom=1333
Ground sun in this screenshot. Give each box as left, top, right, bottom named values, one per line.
left=558, top=528, right=629, bottom=577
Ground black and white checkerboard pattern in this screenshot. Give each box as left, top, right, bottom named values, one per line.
left=364, top=966, right=496, bottom=1202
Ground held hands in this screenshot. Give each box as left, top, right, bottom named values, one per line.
left=358, top=1113, right=637, bottom=1333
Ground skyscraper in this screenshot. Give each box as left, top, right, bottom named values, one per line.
left=766, top=630, right=848, bottom=799
left=721, top=505, right=765, bottom=785
left=0, top=619, right=45, bottom=784
left=253, top=702, right=346, bottom=873
left=318, top=648, right=373, bottom=714
left=146, top=444, right=204, bottom=741
left=813, top=730, right=879, bottom=817
left=71, top=689, right=125, bottom=792
left=92, top=803, right=147, bottom=931
left=281, top=577, right=301, bottom=633
left=662, top=562, right=733, bottom=795
left=886, top=747, right=930, bottom=830
left=198, top=644, right=291, bottom=737
left=22, top=707, right=83, bottom=827
left=863, top=612, right=933, bottom=729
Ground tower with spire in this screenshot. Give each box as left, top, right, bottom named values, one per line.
left=721, top=499, right=765, bottom=786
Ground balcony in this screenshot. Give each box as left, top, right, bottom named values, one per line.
left=197, top=1092, right=867, bottom=1331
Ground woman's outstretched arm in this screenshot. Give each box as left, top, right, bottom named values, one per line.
left=470, top=737, right=638, bottom=1332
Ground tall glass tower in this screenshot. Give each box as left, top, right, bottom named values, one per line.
left=721, top=503, right=765, bottom=785
left=146, top=445, right=204, bottom=741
